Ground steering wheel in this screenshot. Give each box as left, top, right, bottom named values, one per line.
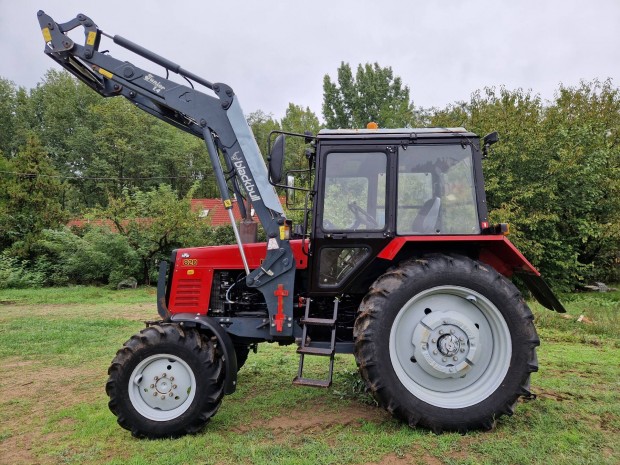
left=348, top=201, right=378, bottom=229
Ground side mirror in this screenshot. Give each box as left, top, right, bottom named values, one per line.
left=483, top=131, right=499, bottom=146
left=268, top=134, right=285, bottom=184
left=482, top=131, right=499, bottom=157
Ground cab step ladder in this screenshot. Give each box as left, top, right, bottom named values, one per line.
left=293, top=298, right=338, bottom=388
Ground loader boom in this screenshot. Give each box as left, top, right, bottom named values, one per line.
left=37, top=10, right=295, bottom=335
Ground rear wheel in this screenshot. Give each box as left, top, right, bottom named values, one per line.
left=106, top=324, right=225, bottom=438
left=354, top=254, right=539, bottom=432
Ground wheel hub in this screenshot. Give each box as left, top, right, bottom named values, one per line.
left=437, top=334, right=460, bottom=357
left=131, top=356, right=193, bottom=414
left=412, top=309, right=481, bottom=379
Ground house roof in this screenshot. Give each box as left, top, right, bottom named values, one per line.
left=190, top=199, right=256, bottom=226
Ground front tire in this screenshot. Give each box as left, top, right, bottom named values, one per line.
left=106, top=324, right=225, bottom=438
left=354, top=254, right=539, bottom=432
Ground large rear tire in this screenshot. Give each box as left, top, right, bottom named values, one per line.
left=354, top=254, right=539, bottom=432
left=106, top=323, right=225, bottom=438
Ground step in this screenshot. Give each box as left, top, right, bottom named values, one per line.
left=292, top=376, right=331, bottom=388
left=297, top=346, right=334, bottom=356
left=300, top=317, right=336, bottom=327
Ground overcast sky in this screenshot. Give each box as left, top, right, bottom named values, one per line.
left=1, top=0, right=619, bottom=121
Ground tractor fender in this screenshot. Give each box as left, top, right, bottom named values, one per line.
left=377, top=235, right=565, bottom=313
left=169, top=313, right=238, bottom=394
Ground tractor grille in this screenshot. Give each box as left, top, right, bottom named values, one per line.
left=173, top=278, right=202, bottom=308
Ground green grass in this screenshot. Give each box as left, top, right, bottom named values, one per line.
left=0, top=286, right=618, bottom=464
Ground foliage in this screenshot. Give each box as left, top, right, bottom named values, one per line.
left=247, top=109, right=281, bottom=156
left=280, top=102, right=321, bottom=178
left=0, top=252, right=45, bottom=289
left=323, top=62, right=415, bottom=129
left=0, top=77, right=17, bottom=156
left=34, top=227, right=140, bottom=288
left=89, top=184, right=212, bottom=284
left=0, top=134, right=68, bottom=257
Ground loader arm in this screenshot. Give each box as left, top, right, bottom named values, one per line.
left=37, top=11, right=295, bottom=336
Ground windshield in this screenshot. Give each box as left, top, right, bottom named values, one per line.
left=397, top=144, right=480, bottom=235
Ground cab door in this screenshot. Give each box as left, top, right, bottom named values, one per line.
left=310, top=145, right=394, bottom=294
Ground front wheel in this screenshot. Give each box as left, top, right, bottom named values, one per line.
left=354, top=254, right=539, bottom=432
left=106, top=324, right=225, bottom=438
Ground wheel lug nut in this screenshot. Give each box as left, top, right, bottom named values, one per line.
left=153, top=392, right=157, bottom=396
left=169, top=377, right=174, bottom=381
left=169, top=392, right=174, bottom=397
left=433, top=350, right=438, bottom=355
left=173, top=384, right=177, bottom=389
left=154, top=376, right=159, bottom=381
left=162, top=373, right=167, bottom=378
left=460, top=348, right=466, bottom=353
left=438, top=329, right=444, bottom=335
left=450, top=329, right=455, bottom=334
left=442, top=357, right=447, bottom=362
left=150, top=384, right=155, bottom=388
left=453, top=356, right=458, bottom=361
left=161, top=395, right=165, bottom=400
left=431, top=338, right=436, bottom=343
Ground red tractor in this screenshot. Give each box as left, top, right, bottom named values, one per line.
left=38, top=11, right=565, bottom=438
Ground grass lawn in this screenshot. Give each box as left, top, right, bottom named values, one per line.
left=0, top=286, right=618, bottom=465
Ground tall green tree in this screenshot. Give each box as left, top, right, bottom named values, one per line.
left=280, top=103, right=321, bottom=172
left=323, top=62, right=415, bottom=129
left=0, top=78, right=17, bottom=157
left=247, top=110, right=281, bottom=157
left=0, top=135, right=67, bottom=256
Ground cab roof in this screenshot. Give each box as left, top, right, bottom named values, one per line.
left=317, top=127, right=478, bottom=140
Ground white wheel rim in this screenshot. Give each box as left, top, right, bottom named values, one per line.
left=128, top=354, right=197, bottom=421
left=389, top=286, right=511, bottom=408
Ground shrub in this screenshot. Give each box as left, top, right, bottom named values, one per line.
left=0, top=252, right=45, bottom=289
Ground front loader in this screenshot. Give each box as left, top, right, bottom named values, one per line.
left=37, top=10, right=565, bottom=438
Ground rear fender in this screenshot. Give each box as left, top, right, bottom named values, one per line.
left=378, top=235, right=565, bottom=312
left=515, top=272, right=566, bottom=313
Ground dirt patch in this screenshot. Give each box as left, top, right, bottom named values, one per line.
left=234, top=402, right=390, bottom=437
left=533, top=387, right=579, bottom=402
left=1, top=359, right=101, bottom=410
left=0, top=359, right=104, bottom=465
left=368, top=452, right=412, bottom=464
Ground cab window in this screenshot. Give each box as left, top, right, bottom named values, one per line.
left=322, top=152, right=387, bottom=231
left=397, top=145, right=480, bottom=235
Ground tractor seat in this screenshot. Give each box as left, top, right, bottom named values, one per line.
left=411, top=197, right=441, bottom=233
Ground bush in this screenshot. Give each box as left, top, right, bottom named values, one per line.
left=0, top=252, right=45, bottom=289
left=34, top=227, right=141, bottom=288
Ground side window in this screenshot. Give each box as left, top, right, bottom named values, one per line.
left=322, top=152, right=387, bottom=231
left=397, top=145, right=480, bottom=235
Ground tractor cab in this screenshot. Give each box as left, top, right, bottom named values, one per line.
left=272, top=128, right=490, bottom=293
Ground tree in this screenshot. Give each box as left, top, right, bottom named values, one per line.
left=90, top=184, right=211, bottom=284
left=0, top=135, right=67, bottom=256
left=280, top=103, right=321, bottom=171
left=0, top=78, right=17, bottom=157
left=323, top=62, right=415, bottom=129
left=247, top=110, right=281, bottom=156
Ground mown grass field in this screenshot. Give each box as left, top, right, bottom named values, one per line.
left=0, top=286, right=618, bottom=465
